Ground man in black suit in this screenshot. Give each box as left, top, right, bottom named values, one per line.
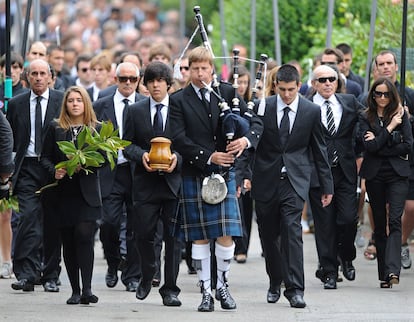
left=7, top=59, right=63, bottom=292
left=252, top=64, right=334, bottom=308
left=123, top=61, right=183, bottom=306
left=93, top=62, right=145, bottom=292
left=309, top=64, right=364, bottom=289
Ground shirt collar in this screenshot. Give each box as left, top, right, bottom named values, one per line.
left=314, top=93, right=339, bottom=107
left=150, top=95, right=169, bottom=109
left=31, top=88, right=50, bottom=101
left=114, top=89, right=136, bottom=104
left=277, top=94, right=299, bottom=113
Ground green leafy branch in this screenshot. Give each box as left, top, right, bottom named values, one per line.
left=55, top=121, right=131, bottom=177
left=0, top=191, right=19, bottom=213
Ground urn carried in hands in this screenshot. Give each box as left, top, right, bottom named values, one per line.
left=148, top=137, right=172, bottom=170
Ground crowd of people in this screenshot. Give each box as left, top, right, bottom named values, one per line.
left=0, top=0, right=414, bottom=313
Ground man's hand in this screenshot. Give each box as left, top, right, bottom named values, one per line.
left=321, top=194, right=333, bottom=207
left=210, top=151, right=235, bottom=167
left=226, top=137, right=248, bottom=157
left=142, top=152, right=156, bottom=172
left=55, top=168, right=67, bottom=180
left=164, top=153, right=178, bottom=173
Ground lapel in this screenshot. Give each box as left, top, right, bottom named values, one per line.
left=266, top=97, right=280, bottom=145
left=334, top=94, right=352, bottom=135
left=143, top=101, right=154, bottom=136
left=184, top=86, right=212, bottom=132
left=286, top=98, right=306, bottom=147
left=105, top=98, right=118, bottom=129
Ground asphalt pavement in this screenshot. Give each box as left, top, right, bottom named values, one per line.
left=1, top=217, right=414, bottom=322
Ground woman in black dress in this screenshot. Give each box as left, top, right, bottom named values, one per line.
left=359, top=77, right=413, bottom=288
left=41, top=86, right=102, bottom=304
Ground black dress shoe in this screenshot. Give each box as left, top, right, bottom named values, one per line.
left=341, top=261, right=355, bottom=281
left=315, top=267, right=325, bottom=283
left=66, top=294, right=81, bottom=305
left=11, top=279, right=34, bottom=292
left=267, top=288, right=281, bottom=303
left=162, top=294, right=182, bottom=307
left=215, top=286, right=236, bottom=309
left=105, top=270, right=118, bottom=288
left=288, top=295, right=306, bottom=308
left=136, top=279, right=152, bottom=300
left=323, top=276, right=337, bottom=289
left=125, top=281, right=139, bottom=292
left=80, top=293, right=99, bottom=305
left=198, top=292, right=214, bottom=312
left=43, top=280, right=60, bottom=292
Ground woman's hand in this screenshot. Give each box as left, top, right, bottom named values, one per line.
left=387, top=107, right=404, bottom=132
left=364, top=131, right=375, bottom=141
left=55, top=168, right=67, bottom=180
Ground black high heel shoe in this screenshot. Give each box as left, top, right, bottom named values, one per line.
left=80, top=293, right=99, bottom=304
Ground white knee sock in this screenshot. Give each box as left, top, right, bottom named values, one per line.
left=192, top=243, right=211, bottom=294
left=215, top=242, right=235, bottom=289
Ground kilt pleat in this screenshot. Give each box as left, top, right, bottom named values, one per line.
left=171, top=171, right=242, bottom=241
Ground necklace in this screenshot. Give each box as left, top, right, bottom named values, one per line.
left=70, top=125, right=84, bottom=142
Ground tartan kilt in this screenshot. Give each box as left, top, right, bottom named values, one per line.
left=171, top=170, right=242, bottom=241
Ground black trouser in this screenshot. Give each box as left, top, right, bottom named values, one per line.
left=235, top=191, right=254, bottom=255
left=256, top=178, right=304, bottom=298
left=12, top=158, right=48, bottom=282
left=366, top=175, right=408, bottom=281
left=100, top=165, right=141, bottom=285
left=134, top=183, right=181, bottom=297
left=309, top=166, right=358, bottom=278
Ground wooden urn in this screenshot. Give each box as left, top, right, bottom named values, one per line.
left=148, top=137, right=172, bottom=170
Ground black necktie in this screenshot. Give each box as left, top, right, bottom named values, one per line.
left=325, top=100, right=339, bottom=165
left=279, top=106, right=290, bottom=147
left=325, top=101, right=336, bottom=136
left=153, top=104, right=164, bottom=136
left=199, top=88, right=210, bottom=112
left=35, top=96, right=43, bottom=155
left=122, top=98, right=129, bottom=130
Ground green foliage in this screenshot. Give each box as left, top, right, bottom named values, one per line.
left=55, top=121, right=131, bottom=177
left=0, top=194, right=19, bottom=213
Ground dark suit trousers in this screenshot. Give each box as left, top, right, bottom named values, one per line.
left=100, top=164, right=141, bottom=284
left=133, top=181, right=181, bottom=297
left=41, top=188, right=62, bottom=283
left=12, top=158, right=47, bottom=282
left=255, top=178, right=305, bottom=297
left=235, top=191, right=254, bottom=255
left=309, top=166, right=358, bottom=277
left=366, top=176, right=407, bottom=281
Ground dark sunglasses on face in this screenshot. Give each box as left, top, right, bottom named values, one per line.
left=118, top=76, right=138, bottom=83
left=316, top=76, right=337, bottom=83
left=180, top=66, right=189, bottom=71
left=373, top=90, right=390, bottom=98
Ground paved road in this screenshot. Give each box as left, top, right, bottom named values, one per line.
left=1, top=220, right=413, bottom=322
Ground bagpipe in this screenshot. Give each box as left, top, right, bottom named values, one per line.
left=174, top=6, right=268, bottom=143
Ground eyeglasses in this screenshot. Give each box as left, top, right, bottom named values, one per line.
left=80, top=68, right=90, bottom=73
left=118, top=76, right=138, bottom=83
left=373, top=90, right=390, bottom=98
left=180, top=66, right=189, bottom=71
left=316, top=76, right=337, bottom=83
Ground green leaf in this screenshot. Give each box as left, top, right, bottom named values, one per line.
left=57, top=141, right=77, bottom=155
left=76, top=127, right=87, bottom=149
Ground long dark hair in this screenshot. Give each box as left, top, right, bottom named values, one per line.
left=366, top=77, right=401, bottom=127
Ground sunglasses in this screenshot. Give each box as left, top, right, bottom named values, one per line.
left=316, top=76, right=337, bottom=83
left=180, top=66, right=189, bottom=71
left=118, top=76, right=138, bottom=83
left=373, top=90, right=390, bottom=98
left=80, top=68, right=90, bottom=73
